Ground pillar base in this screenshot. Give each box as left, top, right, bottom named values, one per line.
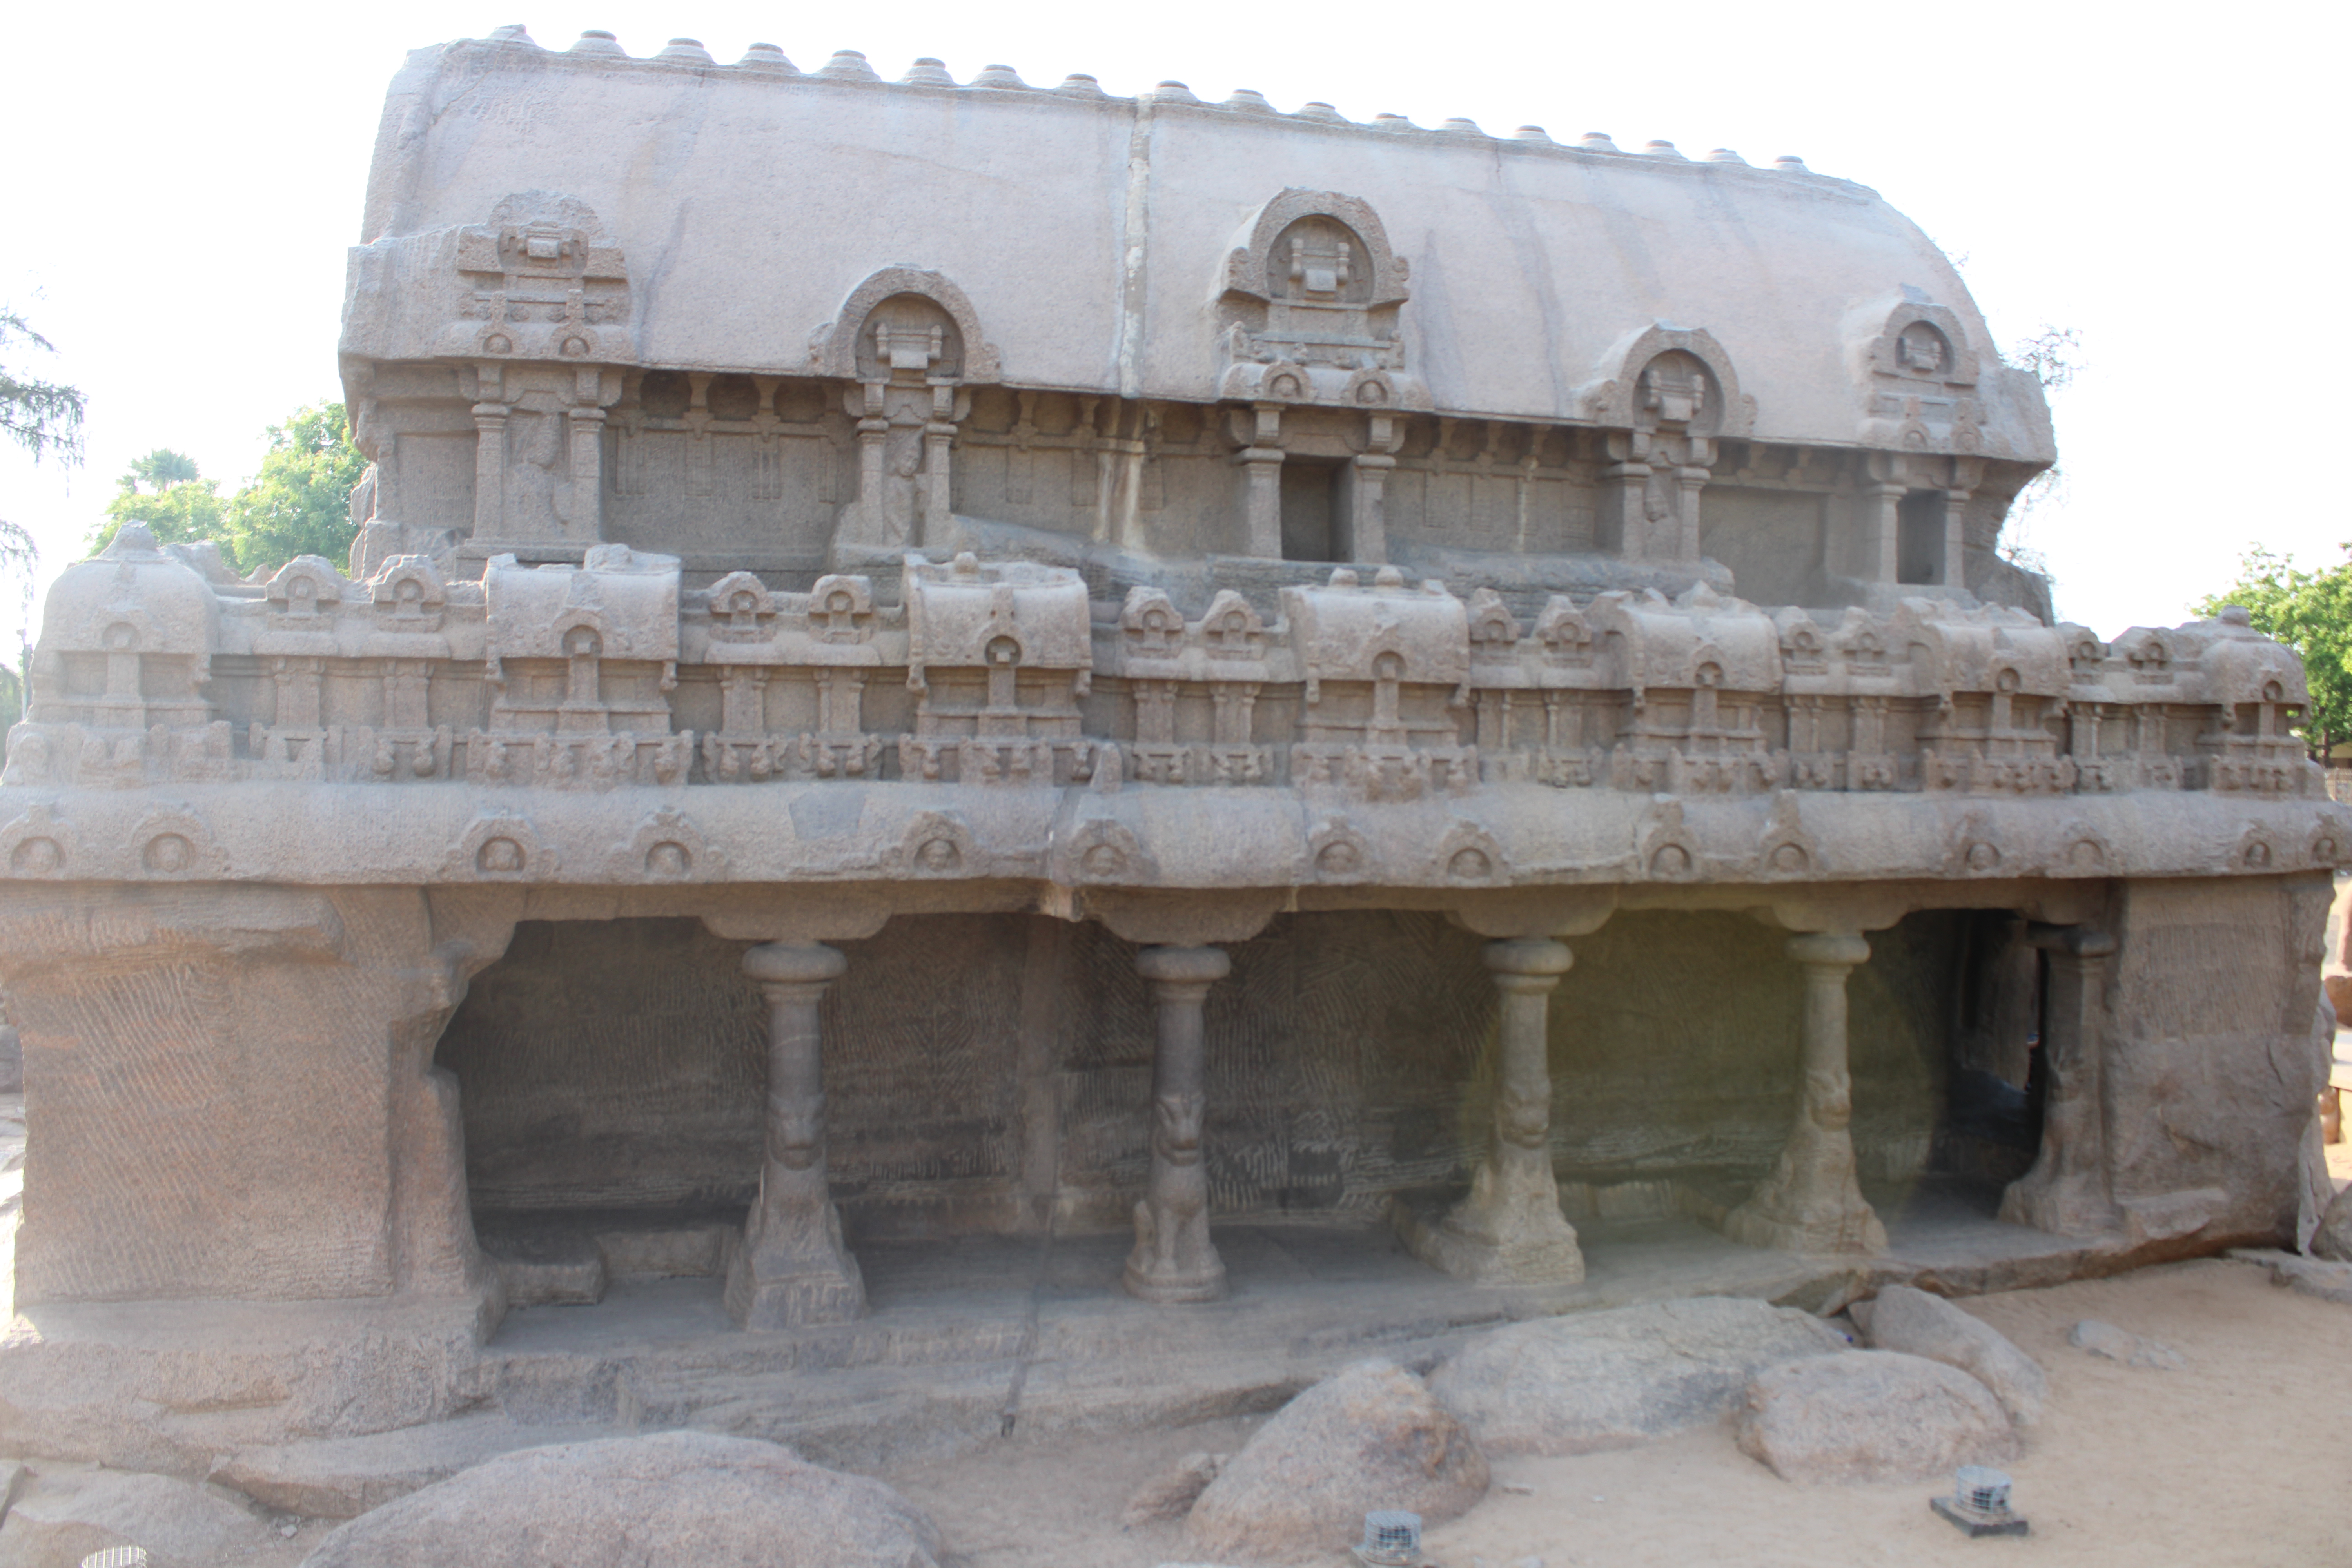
left=1391, top=1196, right=1584, bottom=1285
left=1998, top=1172, right=2118, bottom=1239
left=1122, top=1245, right=1227, bottom=1304
left=1719, top=1132, right=1887, bottom=1256
left=723, top=1207, right=866, bottom=1329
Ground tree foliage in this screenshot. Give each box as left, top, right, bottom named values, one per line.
left=0, top=308, right=85, bottom=468
left=91, top=402, right=365, bottom=577
left=2194, top=546, right=2352, bottom=758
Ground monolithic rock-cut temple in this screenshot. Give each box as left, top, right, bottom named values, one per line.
left=0, top=26, right=2341, bottom=1470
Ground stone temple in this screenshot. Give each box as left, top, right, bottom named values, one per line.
left=0, top=26, right=2340, bottom=1477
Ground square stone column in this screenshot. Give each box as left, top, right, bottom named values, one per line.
left=724, top=941, right=865, bottom=1328
left=1124, top=945, right=1230, bottom=1302
left=1396, top=938, right=1584, bottom=1283
left=1720, top=930, right=1888, bottom=1254
left=2000, top=925, right=2121, bottom=1236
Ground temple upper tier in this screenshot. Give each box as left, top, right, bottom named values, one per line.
left=339, top=29, right=2054, bottom=613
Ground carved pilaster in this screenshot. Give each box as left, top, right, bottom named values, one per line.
left=472, top=398, right=510, bottom=539
left=1237, top=403, right=1284, bottom=559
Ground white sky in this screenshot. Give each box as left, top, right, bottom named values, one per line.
left=2, top=0, right=2343, bottom=646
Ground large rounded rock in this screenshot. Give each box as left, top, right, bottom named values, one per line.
left=298, top=1431, right=949, bottom=1568
left=1427, top=1296, right=1848, bottom=1456
left=1854, top=1285, right=2047, bottom=1425
left=1735, top=1351, right=2016, bottom=1484
left=1181, top=1360, right=1488, bottom=1565
left=0, top=1469, right=274, bottom=1567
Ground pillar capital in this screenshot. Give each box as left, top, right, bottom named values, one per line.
left=1784, top=930, right=1869, bottom=969
left=743, top=941, right=849, bottom=987
left=1136, top=944, right=1232, bottom=988
left=2026, top=923, right=2118, bottom=961
left=1482, top=937, right=1573, bottom=982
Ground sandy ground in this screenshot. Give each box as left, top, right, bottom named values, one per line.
left=887, top=1250, right=2352, bottom=1568
left=2, top=1101, right=2348, bottom=1566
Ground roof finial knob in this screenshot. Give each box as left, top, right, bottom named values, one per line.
left=1577, top=131, right=1621, bottom=151
left=487, top=24, right=538, bottom=47
left=818, top=49, right=880, bottom=81
left=1771, top=154, right=1809, bottom=172
left=1642, top=138, right=1686, bottom=158
left=1704, top=147, right=1747, bottom=164
left=1372, top=112, right=1416, bottom=131
left=1056, top=73, right=1106, bottom=97
left=1147, top=80, right=1201, bottom=103
left=1224, top=88, right=1276, bottom=113
left=1441, top=116, right=1485, bottom=136
left=737, top=42, right=795, bottom=72
left=971, top=62, right=1029, bottom=88
left=1296, top=100, right=1345, bottom=122
left=656, top=37, right=715, bottom=65
left=568, top=29, right=626, bottom=57
left=902, top=57, right=955, bottom=85
left=1513, top=125, right=1555, bottom=142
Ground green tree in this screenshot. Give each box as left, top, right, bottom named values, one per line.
left=2194, top=546, right=2352, bottom=759
left=90, top=402, right=366, bottom=575
left=0, top=307, right=85, bottom=468
left=0, top=307, right=69, bottom=705
left=122, top=448, right=201, bottom=493
left=95, top=461, right=225, bottom=552
left=220, top=403, right=368, bottom=573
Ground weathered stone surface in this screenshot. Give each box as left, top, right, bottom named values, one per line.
left=1854, top=1285, right=2047, bottom=1425
left=1120, top=1451, right=1223, bottom=1529
left=1426, top=1296, right=1847, bottom=1455
left=1734, top=1351, right=2016, bottom=1483
left=297, top=1432, right=948, bottom=1568
left=0, top=16, right=2342, bottom=1491
left=1181, top=1360, right=1487, bottom=1564
left=214, top=1415, right=614, bottom=1520
left=0, top=1468, right=276, bottom=1568
left=2067, top=1319, right=2187, bottom=1369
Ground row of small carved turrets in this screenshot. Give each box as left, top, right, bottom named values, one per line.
left=7, top=529, right=2316, bottom=800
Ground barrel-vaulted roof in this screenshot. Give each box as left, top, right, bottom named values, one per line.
left=345, top=31, right=2053, bottom=462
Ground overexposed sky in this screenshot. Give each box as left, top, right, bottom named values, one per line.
left=2, top=0, right=2342, bottom=644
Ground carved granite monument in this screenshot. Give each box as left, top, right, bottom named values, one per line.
left=0, top=26, right=2339, bottom=1471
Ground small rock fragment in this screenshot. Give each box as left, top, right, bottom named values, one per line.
left=2068, top=1319, right=2187, bottom=1369
left=1120, top=1451, right=1222, bottom=1528
left=2313, top=1185, right=2352, bottom=1264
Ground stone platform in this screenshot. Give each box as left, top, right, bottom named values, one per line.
left=194, top=1179, right=2141, bottom=1517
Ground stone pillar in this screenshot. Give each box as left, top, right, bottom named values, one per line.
left=1124, top=945, right=1230, bottom=1302
left=1721, top=931, right=1888, bottom=1254
left=922, top=384, right=957, bottom=544
left=472, top=399, right=510, bottom=539
left=1397, top=938, right=1584, bottom=1283
left=1237, top=403, right=1283, bottom=559
left=2000, top=925, right=2120, bottom=1236
left=724, top=942, right=864, bottom=1328
left=566, top=403, right=607, bottom=540
left=1343, top=452, right=1392, bottom=564
left=1864, top=483, right=1904, bottom=583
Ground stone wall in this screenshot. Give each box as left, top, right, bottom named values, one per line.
left=438, top=907, right=1982, bottom=1238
